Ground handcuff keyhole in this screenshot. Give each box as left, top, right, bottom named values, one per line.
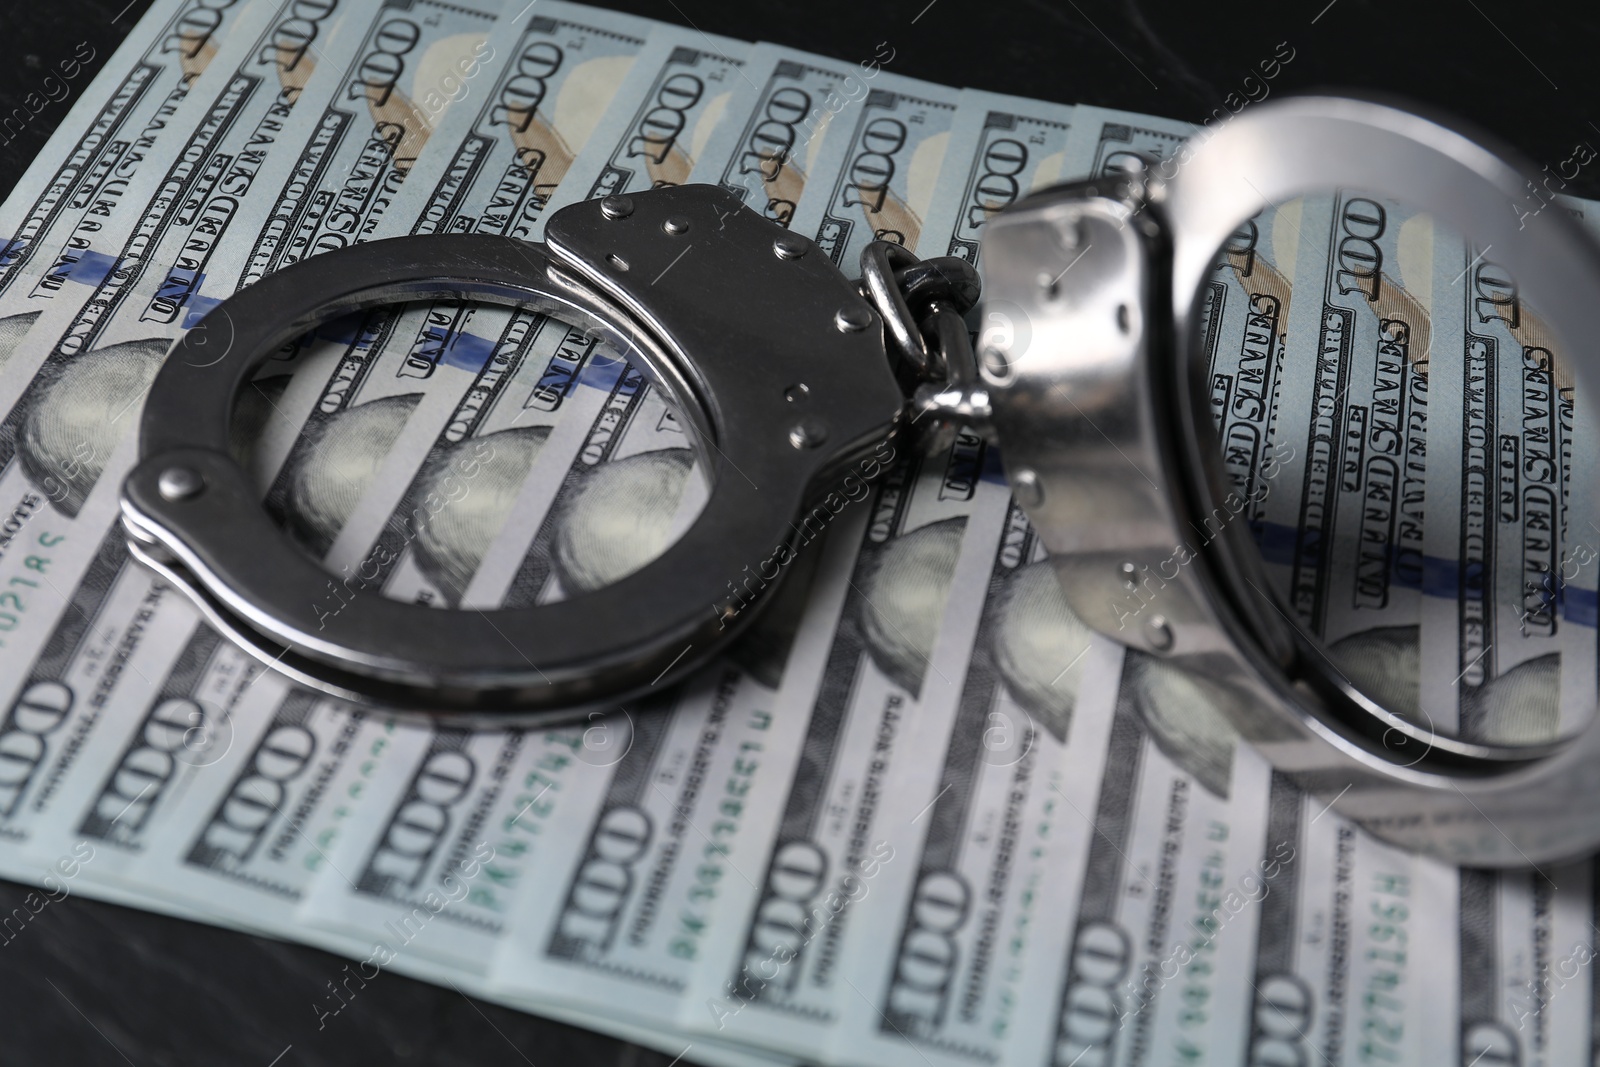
left=1116, top=303, right=1131, bottom=334
left=607, top=252, right=630, bottom=271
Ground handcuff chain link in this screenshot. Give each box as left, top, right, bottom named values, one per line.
left=858, top=241, right=992, bottom=435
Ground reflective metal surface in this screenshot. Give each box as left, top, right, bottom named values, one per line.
left=982, top=97, right=1600, bottom=865
left=123, top=185, right=904, bottom=718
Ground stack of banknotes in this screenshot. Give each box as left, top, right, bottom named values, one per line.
left=0, top=0, right=1594, bottom=1063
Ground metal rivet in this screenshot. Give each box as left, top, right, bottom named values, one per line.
left=773, top=234, right=807, bottom=260
left=979, top=344, right=1011, bottom=381
left=1035, top=272, right=1058, bottom=298
left=784, top=383, right=810, bottom=403
left=1056, top=212, right=1082, bottom=250
left=662, top=216, right=690, bottom=235
left=1011, top=467, right=1043, bottom=508
left=600, top=195, right=634, bottom=220
left=834, top=305, right=872, bottom=333
left=1146, top=614, right=1174, bottom=652
left=158, top=466, right=204, bottom=501
left=788, top=417, right=828, bottom=450
left=1119, top=561, right=1139, bottom=589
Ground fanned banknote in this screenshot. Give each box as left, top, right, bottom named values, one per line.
left=1418, top=236, right=1585, bottom=744
left=917, top=88, right=1075, bottom=267
left=786, top=70, right=962, bottom=273
left=0, top=0, right=280, bottom=346
left=826, top=482, right=1127, bottom=1067
left=686, top=40, right=901, bottom=229
left=667, top=432, right=985, bottom=1056
left=1262, top=195, right=1456, bottom=724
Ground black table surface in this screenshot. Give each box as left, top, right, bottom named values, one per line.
left=3, top=1, right=1598, bottom=1063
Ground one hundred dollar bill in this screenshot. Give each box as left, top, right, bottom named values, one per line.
left=16, top=619, right=283, bottom=878
left=1418, top=237, right=1579, bottom=743
left=296, top=717, right=630, bottom=972
left=0, top=0, right=351, bottom=432
left=0, top=0, right=277, bottom=346
left=536, top=22, right=750, bottom=215
left=294, top=1, right=667, bottom=597
left=685, top=41, right=901, bottom=228
left=321, top=20, right=758, bottom=614
left=915, top=88, right=1074, bottom=266
left=284, top=0, right=658, bottom=577
left=484, top=545, right=848, bottom=1021
left=1260, top=195, right=1455, bottom=725
left=1240, top=771, right=1460, bottom=1066
left=315, top=314, right=613, bottom=606
left=0, top=0, right=506, bottom=712
left=0, top=0, right=501, bottom=900
left=828, top=482, right=1127, bottom=1067
left=0, top=0, right=357, bottom=685
left=1038, top=651, right=1275, bottom=1067
left=786, top=72, right=961, bottom=275
left=4, top=8, right=1597, bottom=1067
left=0, top=532, right=204, bottom=853
left=1557, top=207, right=1600, bottom=736
left=400, top=0, right=653, bottom=243
left=1457, top=863, right=1593, bottom=1067
left=680, top=431, right=997, bottom=1057
left=111, top=689, right=413, bottom=922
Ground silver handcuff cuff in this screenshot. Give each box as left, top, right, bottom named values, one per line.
left=121, top=97, right=1600, bottom=866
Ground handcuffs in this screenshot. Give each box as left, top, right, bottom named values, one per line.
left=121, top=97, right=1600, bottom=866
